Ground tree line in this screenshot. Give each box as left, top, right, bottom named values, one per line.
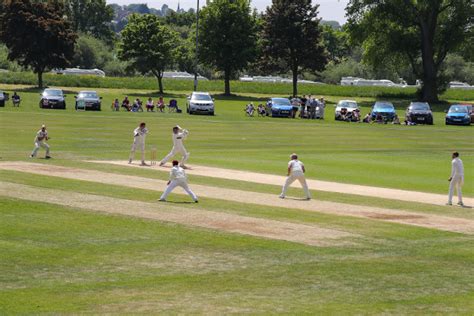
left=0, top=0, right=472, bottom=101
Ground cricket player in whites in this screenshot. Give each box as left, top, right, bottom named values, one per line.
left=129, top=122, right=148, bottom=166
left=30, top=124, right=51, bottom=159
left=159, top=160, right=198, bottom=202
left=160, top=125, right=190, bottom=168
left=447, top=152, right=464, bottom=206
left=279, top=153, right=311, bottom=200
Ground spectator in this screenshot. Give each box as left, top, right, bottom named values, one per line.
left=375, top=113, right=384, bottom=123
left=353, top=109, right=361, bottom=122
left=392, top=114, right=401, bottom=124
left=146, top=97, right=155, bottom=112
left=132, top=98, right=143, bottom=112
left=245, top=102, right=255, bottom=116
left=265, top=100, right=272, bottom=117
left=112, top=98, right=120, bottom=111
left=318, top=97, right=326, bottom=119
left=362, top=113, right=371, bottom=123
left=157, top=96, right=165, bottom=112
left=257, top=103, right=266, bottom=117
left=12, top=92, right=20, bottom=107
left=122, top=96, right=131, bottom=111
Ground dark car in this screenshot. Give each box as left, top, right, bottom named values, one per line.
left=370, top=101, right=396, bottom=122
left=458, top=104, right=474, bottom=123
left=268, top=98, right=295, bottom=118
left=0, top=90, right=9, bottom=107
left=40, top=89, right=66, bottom=109
left=405, top=102, right=433, bottom=125
left=445, top=105, right=471, bottom=126
left=75, top=90, right=102, bottom=111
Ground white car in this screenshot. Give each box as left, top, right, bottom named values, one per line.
left=335, top=100, right=360, bottom=121
left=186, top=92, right=215, bottom=115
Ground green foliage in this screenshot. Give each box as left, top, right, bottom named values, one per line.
left=261, top=0, right=327, bottom=96
left=73, top=35, right=113, bottom=69
left=0, top=0, right=76, bottom=88
left=321, top=25, right=351, bottom=64
left=199, top=0, right=258, bottom=95
left=442, top=54, right=474, bottom=85
left=118, top=14, right=178, bottom=93
left=0, top=44, right=21, bottom=72
left=65, top=0, right=115, bottom=42
left=347, top=0, right=474, bottom=102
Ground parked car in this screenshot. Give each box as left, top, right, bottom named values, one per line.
left=445, top=105, right=471, bottom=126
left=405, top=102, right=433, bottom=125
left=335, top=100, right=359, bottom=121
left=40, top=88, right=66, bottom=109
left=74, top=90, right=102, bottom=111
left=458, top=104, right=474, bottom=123
left=186, top=92, right=214, bottom=115
left=268, top=97, right=295, bottom=118
left=370, top=101, right=396, bottom=121
left=0, top=90, right=9, bottom=107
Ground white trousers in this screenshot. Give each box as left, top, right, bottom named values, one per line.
left=281, top=173, right=311, bottom=198
left=129, top=138, right=145, bottom=162
left=448, top=176, right=464, bottom=203
left=160, top=179, right=198, bottom=201
left=161, top=146, right=189, bottom=166
left=31, top=141, right=50, bottom=157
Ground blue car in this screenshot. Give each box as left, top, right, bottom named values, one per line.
left=370, top=101, right=396, bottom=122
left=445, top=105, right=471, bottom=126
left=268, top=98, right=295, bottom=118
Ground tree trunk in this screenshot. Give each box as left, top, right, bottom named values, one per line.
left=157, top=74, right=163, bottom=94
left=37, top=71, right=43, bottom=89
left=419, top=17, right=439, bottom=102
left=224, top=70, right=231, bottom=96
left=292, top=63, right=298, bottom=97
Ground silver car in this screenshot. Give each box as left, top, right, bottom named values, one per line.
left=186, top=92, right=215, bottom=115
left=335, top=100, right=359, bottom=121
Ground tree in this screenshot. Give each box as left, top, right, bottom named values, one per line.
left=0, top=0, right=76, bottom=88
left=199, top=0, right=258, bottom=95
left=118, top=14, right=178, bottom=93
left=346, top=0, right=473, bottom=102
left=65, top=0, right=115, bottom=41
left=260, top=0, right=327, bottom=97
left=73, top=35, right=113, bottom=69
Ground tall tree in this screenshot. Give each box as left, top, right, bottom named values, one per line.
left=65, top=0, right=115, bottom=41
left=118, top=14, right=178, bottom=93
left=0, top=0, right=76, bottom=88
left=346, top=0, right=473, bottom=102
left=261, top=0, right=327, bottom=97
left=199, top=0, right=258, bottom=95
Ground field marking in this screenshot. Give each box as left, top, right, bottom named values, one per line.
left=0, top=181, right=355, bottom=247
left=1, top=161, right=473, bottom=234
left=94, top=160, right=474, bottom=207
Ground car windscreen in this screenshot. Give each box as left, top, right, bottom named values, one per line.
left=44, top=90, right=63, bottom=96
left=340, top=102, right=357, bottom=108
left=192, top=94, right=212, bottom=101
left=272, top=98, right=291, bottom=106
left=374, top=103, right=394, bottom=110
left=448, top=106, right=468, bottom=113
left=410, top=103, right=430, bottom=110
left=78, top=92, right=97, bottom=98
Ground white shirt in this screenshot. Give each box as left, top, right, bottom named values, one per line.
left=169, top=166, right=187, bottom=181
left=288, top=159, right=304, bottom=175
left=35, top=129, right=48, bottom=142
left=173, top=129, right=188, bottom=148
left=451, top=158, right=464, bottom=178
left=134, top=126, right=148, bottom=139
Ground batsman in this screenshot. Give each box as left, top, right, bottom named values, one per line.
left=160, top=125, right=190, bottom=168
left=129, top=122, right=148, bottom=166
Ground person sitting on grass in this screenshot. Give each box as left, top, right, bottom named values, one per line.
left=392, top=114, right=401, bottom=124
left=257, top=103, right=266, bottom=117
left=353, top=109, right=361, bottom=122
left=12, top=92, right=20, bottom=107
left=245, top=102, right=255, bottom=116
left=122, top=96, right=131, bottom=111
left=362, top=113, right=371, bottom=123
left=132, top=98, right=144, bottom=112
left=146, top=97, right=155, bottom=112
left=375, top=113, right=384, bottom=123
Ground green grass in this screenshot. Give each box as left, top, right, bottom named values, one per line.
left=1, top=81, right=474, bottom=313
left=1, top=71, right=474, bottom=100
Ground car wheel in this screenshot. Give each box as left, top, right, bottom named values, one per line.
left=210, top=111, right=214, bottom=116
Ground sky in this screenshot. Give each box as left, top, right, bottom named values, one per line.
left=108, top=0, right=350, bottom=24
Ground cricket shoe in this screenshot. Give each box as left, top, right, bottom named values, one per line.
left=457, top=202, right=464, bottom=207
left=159, top=162, right=165, bottom=166
left=45, top=156, right=52, bottom=159
left=140, top=162, right=149, bottom=166
left=446, top=202, right=452, bottom=206
left=158, top=199, right=166, bottom=202
left=128, top=159, right=132, bottom=164
left=279, top=195, right=285, bottom=199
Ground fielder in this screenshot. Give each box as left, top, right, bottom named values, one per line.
left=30, top=124, right=51, bottom=159
left=159, top=160, right=198, bottom=202
left=160, top=125, right=190, bottom=168
left=279, top=153, right=311, bottom=200
left=447, top=152, right=464, bottom=206
left=129, top=122, right=148, bottom=166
